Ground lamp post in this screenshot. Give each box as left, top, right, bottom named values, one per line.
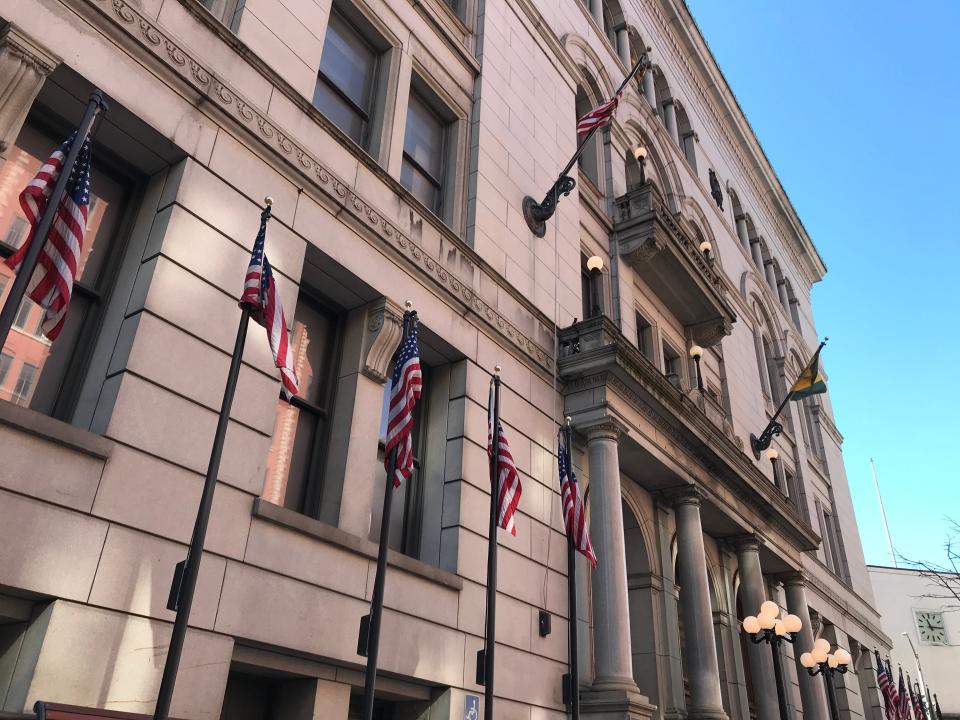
left=800, top=640, right=851, bottom=720
left=634, top=145, right=648, bottom=185
left=743, top=601, right=803, bottom=720
left=586, top=255, right=604, bottom=317
left=766, top=448, right=779, bottom=485
left=689, top=344, right=704, bottom=391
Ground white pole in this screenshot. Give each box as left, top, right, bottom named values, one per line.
left=870, top=458, right=897, bottom=567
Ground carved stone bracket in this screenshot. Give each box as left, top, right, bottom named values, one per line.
left=0, top=25, right=59, bottom=156
left=360, top=297, right=404, bottom=384
left=689, top=316, right=732, bottom=348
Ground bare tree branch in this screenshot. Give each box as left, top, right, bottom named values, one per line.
left=899, top=518, right=960, bottom=608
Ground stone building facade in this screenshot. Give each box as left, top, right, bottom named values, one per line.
left=0, top=0, right=889, bottom=719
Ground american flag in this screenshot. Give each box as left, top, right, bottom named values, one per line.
left=898, top=667, right=913, bottom=720
left=576, top=93, right=622, bottom=137
left=876, top=650, right=897, bottom=720
left=6, top=133, right=91, bottom=340
left=558, top=430, right=596, bottom=566
left=239, top=211, right=298, bottom=399
left=384, top=311, right=422, bottom=488
left=488, top=380, right=522, bottom=535
left=909, top=678, right=925, bottom=720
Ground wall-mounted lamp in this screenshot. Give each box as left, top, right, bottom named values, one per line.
left=586, top=256, right=604, bottom=317
left=699, top=240, right=712, bottom=261
left=633, top=146, right=648, bottom=185
left=765, top=448, right=779, bottom=464
left=688, top=344, right=704, bottom=391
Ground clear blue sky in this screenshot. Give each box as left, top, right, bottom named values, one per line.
left=685, top=1, right=960, bottom=567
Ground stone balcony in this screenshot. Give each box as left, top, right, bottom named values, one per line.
left=613, top=182, right=736, bottom=347
left=558, top=316, right=819, bottom=552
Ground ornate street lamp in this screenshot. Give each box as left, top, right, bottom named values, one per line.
left=688, top=344, right=704, bottom=391
left=743, top=601, right=803, bottom=720
left=586, top=255, right=604, bottom=317
left=800, top=640, right=851, bottom=720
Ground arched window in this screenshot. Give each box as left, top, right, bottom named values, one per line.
left=575, top=83, right=602, bottom=188
left=784, top=279, right=801, bottom=329
left=729, top=189, right=750, bottom=251
left=674, top=101, right=697, bottom=170
left=652, top=67, right=671, bottom=123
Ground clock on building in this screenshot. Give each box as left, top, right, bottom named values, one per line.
left=915, top=611, right=947, bottom=644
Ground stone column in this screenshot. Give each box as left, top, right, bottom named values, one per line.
left=734, top=537, right=779, bottom=720
left=749, top=238, right=763, bottom=267
left=0, top=25, right=58, bottom=161
left=782, top=574, right=828, bottom=720
left=734, top=216, right=749, bottom=247
left=655, top=499, right=686, bottom=718
left=674, top=489, right=727, bottom=720
left=586, top=419, right=634, bottom=689
left=662, top=100, right=679, bottom=145
left=641, top=70, right=657, bottom=110
left=580, top=417, right=655, bottom=720
left=589, top=0, right=604, bottom=27
left=616, top=28, right=631, bottom=67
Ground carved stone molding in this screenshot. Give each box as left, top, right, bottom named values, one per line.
left=689, top=316, right=732, bottom=348
left=0, top=25, right=59, bottom=155
left=727, top=532, right=764, bottom=552
left=360, top=297, right=404, bottom=384
left=82, top=0, right=553, bottom=376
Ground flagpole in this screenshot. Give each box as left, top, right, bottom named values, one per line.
left=523, top=52, right=651, bottom=237
left=561, top=418, right=581, bottom=720
left=480, top=367, right=503, bottom=720
left=0, top=89, right=107, bottom=352
left=152, top=198, right=273, bottom=720
left=870, top=458, right=897, bottom=567
left=359, top=303, right=413, bottom=720
left=750, top=338, right=827, bottom=456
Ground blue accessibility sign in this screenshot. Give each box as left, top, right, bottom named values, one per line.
left=464, top=694, right=479, bottom=720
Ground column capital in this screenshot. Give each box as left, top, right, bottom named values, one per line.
left=360, top=297, right=404, bottom=384
left=660, top=484, right=703, bottom=508
left=575, top=412, right=630, bottom=442
left=777, top=570, right=811, bottom=588
left=727, top=532, right=765, bottom=553
left=0, top=25, right=59, bottom=156
left=1, top=25, right=59, bottom=75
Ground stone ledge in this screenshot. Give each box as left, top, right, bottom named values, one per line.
left=0, top=400, right=113, bottom=460
left=252, top=498, right=463, bottom=592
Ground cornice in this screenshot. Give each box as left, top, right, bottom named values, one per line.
left=638, top=0, right=826, bottom=287
left=82, top=0, right=556, bottom=377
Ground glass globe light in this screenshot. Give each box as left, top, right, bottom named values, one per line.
left=634, top=146, right=648, bottom=161
left=586, top=256, right=604, bottom=272
left=784, top=614, right=802, bottom=633
left=800, top=652, right=815, bottom=668
left=765, top=448, right=779, bottom=462
left=814, top=638, right=831, bottom=654
left=827, top=654, right=839, bottom=668
left=811, top=647, right=829, bottom=664
left=834, top=648, right=852, bottom=666
left=699, top=240, right=712, bottom=254
left=760, top=600, right=779, bottom=618
left=743, top=616, right=761, bottom=634
left=689, top=344, right=704, bottom=359
left=774, top=621, right=787, bottom=637
left=758, top=613, right=776, bottom=631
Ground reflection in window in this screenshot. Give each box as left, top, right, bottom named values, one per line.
left=663, top=341, right=682, bottom=389
left=400, top=90, right=447, bottom=214
left=0, top=121, right=124, bottom=418
left=0, top=353, right=12, bottom=387
left=262, top=294, right=340, bottom=515
left=198, top=0, right=243, bottom=30
left=11, top=363, right=37, bottom=406
left=313, top=11, right=380, bottom=148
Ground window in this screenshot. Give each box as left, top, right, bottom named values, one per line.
left=12, top=301, right=31, bottom=331
left=636, top=311, right=653, bottom=360
left=401, top=89, right=448, bottom=214
left=198, top=0, right=243, bottom=30
left=262, top=293, right=341, bottom=516
left=11, top=363, right=37, bottom=405
left=820, top=507, right=843, bottom=576
left=2, top=216, right=27, bottom=250
left=379, top=364, right=430, bottom=556
left=0, top=120, right=133, bottom=421
left=761, top=337, right=781, bottom=403
left=313, top=10, right=380, bottom=148
left=802, top=398, right=824, bottom=461
left=681, top=132, right=697, bottom=170
left=575, top=85, right=601, bottom=188
left=0, top=353, right=12, bottom=387
left=662, top=341, right=682, bottom=389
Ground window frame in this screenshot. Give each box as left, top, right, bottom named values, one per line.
left=0, top=112, right=141, bottom=423
left=400, top=87, right=449, bottom=216
left=313, top=8, right=383, bottom=150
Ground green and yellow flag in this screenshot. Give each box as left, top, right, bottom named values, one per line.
left=789, top=341, right=827, bottom=399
